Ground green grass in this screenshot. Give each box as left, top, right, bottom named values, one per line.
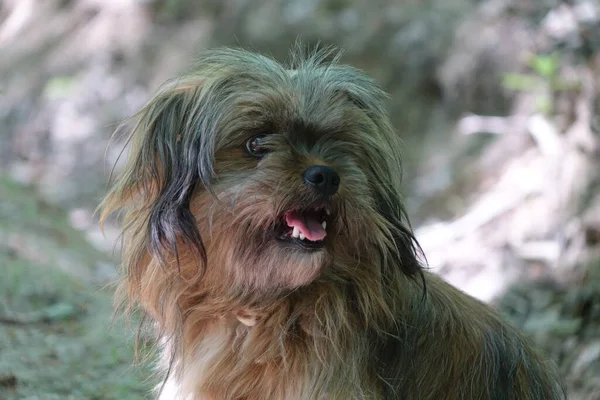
left=0, top=177, right=154, bottom=399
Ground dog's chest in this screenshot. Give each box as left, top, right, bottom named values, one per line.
left=157, top=325, right=307, bottom=399
left=156, top=323, right=367, bottom=400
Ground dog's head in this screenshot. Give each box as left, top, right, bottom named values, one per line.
left=100, top=46, right=423, bottom=322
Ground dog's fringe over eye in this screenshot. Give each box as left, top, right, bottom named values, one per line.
left=245, top=134, right=270, bottom=158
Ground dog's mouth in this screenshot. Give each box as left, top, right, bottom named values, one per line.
left=274, top=205, right=331, bottom=250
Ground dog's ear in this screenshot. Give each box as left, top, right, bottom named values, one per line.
left=369, top=121, right=425, bottom=281
left=99, top=81, right=213, bottom=269
left=329, top=75, right=425, bottom=281
left=374, top=189, right=424, bottom=279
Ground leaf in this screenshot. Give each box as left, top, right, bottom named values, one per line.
left=502, top=73, right=541, bottom=91
left=530, top=54, right=559, bottom=79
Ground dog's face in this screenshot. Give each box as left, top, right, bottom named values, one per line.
left=102, top=47, right=421, bottom=307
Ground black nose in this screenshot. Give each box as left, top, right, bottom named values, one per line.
left=303, top=165, right=340, bottom=197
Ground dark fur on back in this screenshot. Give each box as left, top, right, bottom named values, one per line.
left=100, top=44, right=566, bottom=399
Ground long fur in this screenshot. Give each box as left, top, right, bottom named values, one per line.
left=99, top=44, right=566, bottom=399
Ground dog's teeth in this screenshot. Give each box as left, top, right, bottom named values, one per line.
left=321, top=221, right=327, bottom=230
left=299, top=233, right=306, bottom=240
left=326, top=209, right=331, bottom=216
left=292, top=226, right=300, bottom=238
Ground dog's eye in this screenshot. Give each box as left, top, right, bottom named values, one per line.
left=245, top=135, right=270, bottom=158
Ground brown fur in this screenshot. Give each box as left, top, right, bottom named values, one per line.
left=99, top=45, right=566, bottom=399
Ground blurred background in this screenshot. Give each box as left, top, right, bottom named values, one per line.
left=1, top=0, right=599, bottom=398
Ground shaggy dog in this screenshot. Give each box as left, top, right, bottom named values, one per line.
left=100, top=46, right=565, bottom=399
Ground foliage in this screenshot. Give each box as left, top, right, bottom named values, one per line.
left=502, top=52, right=580, bottom=115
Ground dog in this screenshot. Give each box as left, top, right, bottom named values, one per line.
left=99, top=45, right=566, bottom=399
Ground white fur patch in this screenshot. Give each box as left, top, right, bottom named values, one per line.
left=156, top=324, right=231, bottom=400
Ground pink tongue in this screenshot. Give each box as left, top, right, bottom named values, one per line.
left=285, top=211, right=327, bottom=241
